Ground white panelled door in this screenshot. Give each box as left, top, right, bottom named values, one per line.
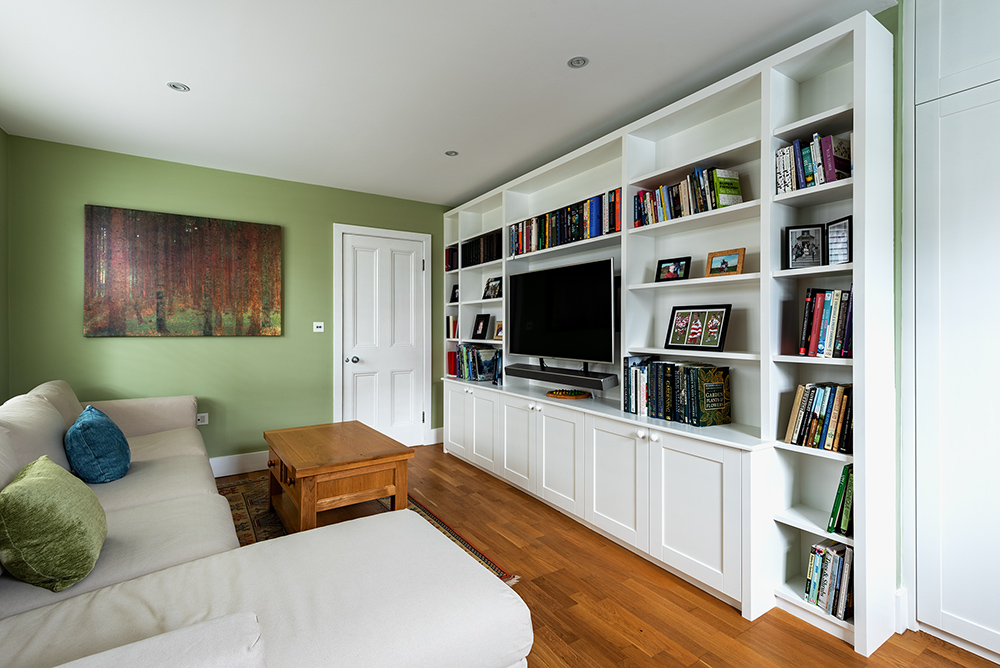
left=915, top=79, right=1000, bottom=655
left=341, top=232, right=425, bottom=445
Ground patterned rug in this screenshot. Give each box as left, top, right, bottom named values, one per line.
left=216, top=476, right=517, bottom=584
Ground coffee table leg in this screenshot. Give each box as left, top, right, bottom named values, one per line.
left=298, top=477, right=317, bottom=531
left=391, top=460, right=409, bottom=510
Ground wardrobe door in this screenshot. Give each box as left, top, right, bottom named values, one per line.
left=915, top=0, right=1000, bottom=104
left=915, top=78, right=1000, bottom=655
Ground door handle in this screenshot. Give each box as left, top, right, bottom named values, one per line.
left=345, top=356, right=360, bottom=363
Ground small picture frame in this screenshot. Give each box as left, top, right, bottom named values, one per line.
left=654, top=256, right=692, bottom=282
left=664, top=304, right=732, bottom=352
left=824, top=216, right=852, bottom=265
left=492, top=320, right=504, bottom=340
left=784, top=225, right=825, bottom=269
left=706, top=248, right=745, bottom=277
left=449, top=284, right=459, bottom=303
left=482, top=277, right=502, bottom=300
left=471, top=314, right=492, bottom=340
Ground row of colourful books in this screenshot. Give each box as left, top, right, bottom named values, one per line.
left=633, top=167, right=743, bottom=227
left=449, top=344, right=500, bottom=382
left=783, top=383, right=853, bottom=454
left=623, top=358, right=731, bottom=427
left=798, top=286, right=852, bottom=358
left=828, top=464, right=854, bottom=537
left=776, top=132, right=852, bottom=194
left=805, top=539, right=853, bottom=620
left=460, top=229, right=503, bottom=268
left=509, top=188, right=622, bottom=257
left=445, top=315, right=459, bottom=340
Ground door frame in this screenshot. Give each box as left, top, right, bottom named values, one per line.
left=332, top=223, right=433, bottom=445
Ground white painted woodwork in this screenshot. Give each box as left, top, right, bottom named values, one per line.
left=535, top=402, right=586, bottom=517
left=470, top=390, right=501, bottom=472
left=914, top=0, right=1000, bottom=104
left=443, top=383, right=470, bottom=460
left=500, top=394, right=535, bottom=492
left=914, top=78, right=1000, bottom=656
left=584, top=415, right=649, bottom=551
left=342, top=233, right=425, bottom=445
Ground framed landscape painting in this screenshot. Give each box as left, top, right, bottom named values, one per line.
left=84, top=205, right=282, bottom=337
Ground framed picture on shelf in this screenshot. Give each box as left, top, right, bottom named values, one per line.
left=449, top=284, right=459, bottom=303
left=471, top=314, right=492, bottom=340
left=664, top=304, right=732, bottom=352
left=654, top=256, right=691, bottom=282
left=482, top=277, right=502, bottom=300
left=825, top=216, right=852, bottom=265
left=492, top=320, right=503, bottom=340
left=784, top=225, right=825, bottom=269
left=705, top=248, right=745, bottom=277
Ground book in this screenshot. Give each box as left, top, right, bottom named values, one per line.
left=784, top=384, right=806, bottom=443
left=828, top=464, right=852, bottom=532
left=822, top=385, right=847, bottom=450
left=811, top=133, right=825, bottom=185
left=694, top=366, right=731, bottom=427
left=835, top=547, right=854, bottom=620
left=792, top=139, right=806, bottom=189
left=838, top=466, right=854, bottom=536
left=712, top=169, right=743, bottom=207
left=801, top=143, right=815, bottom=187
left=815, top=290, right=834, bottom=356
left=793, top=385, right=818, bottom=445
left=840, top=287, right=854, bottom=358
left=823, top=544, right=848, bottom=614
left=832, top=290, right=851, bottom=357
left=798, top=288, right=816, bottom=355
left=821, top=134, right=852, bottom=181
left=808, top=539, right=835, bottom=604
left=807, top=290, right=825, bottom=356
left=823, top=290, right=843, bottom=358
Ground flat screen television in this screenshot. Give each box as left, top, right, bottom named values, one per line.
left=508, top=258, right=617, bottom=365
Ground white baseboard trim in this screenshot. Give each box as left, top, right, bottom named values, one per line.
left=210, top=451, right=269, bottom=477
left=895, top=588, right=910, bottom=634
left=427, top=427, right=442, bottom=445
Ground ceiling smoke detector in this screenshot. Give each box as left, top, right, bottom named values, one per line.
left=567, top=56, right=589, bottom=69
left=445, top=150, right=459, bottom=157
left=166, top=82, right=191, bottom=92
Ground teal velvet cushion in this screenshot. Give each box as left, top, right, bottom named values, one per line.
left=64, top=405, right=131, bottom=483
left=0, top=455, right=108, bottom=591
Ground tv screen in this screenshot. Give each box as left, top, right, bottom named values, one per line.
left=508, top=258, right=616, bottom=365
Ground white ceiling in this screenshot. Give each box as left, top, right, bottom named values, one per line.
left=0, top=1, right=895, bottom=208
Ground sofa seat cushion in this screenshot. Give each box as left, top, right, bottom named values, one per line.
left=0, top=395, right=72, bottom=471
left=55, top=612, right=265, bottom=668
left=128, top=427, right=208, bottom=462
left=28, top=380, right=85, bottom=430
left=0, top=456, right=108, bottom=593
left=0, top=493, right=238, bottom=619
left=87, top=455, right=218, bottom=512
left=0, top=510, right=534, bottom=668
left=64, top=406, right=131, bottom=483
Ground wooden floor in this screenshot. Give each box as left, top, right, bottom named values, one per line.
left=221, top=445, right=993, bottom=668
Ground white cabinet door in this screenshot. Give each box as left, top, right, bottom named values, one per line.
left=915, top=0, right=1000, bottom=104
left=470, top=388, right=500, bottom=473
left=535, top=402, right=585, bottom=517
left=500, top=395, right=535, bottom=492
left=443, top=383, right=470, bottom=460
left=915, top=79, right=1000, bottom=654
left=584, top=415, right=649, bottom=551
left=650, top=432, right=741, bottom=600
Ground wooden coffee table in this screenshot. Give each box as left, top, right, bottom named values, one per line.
left=263, top=421, right=415, bottom=533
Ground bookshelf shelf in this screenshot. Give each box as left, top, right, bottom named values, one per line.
left=443, top=12, right=892, bottom=657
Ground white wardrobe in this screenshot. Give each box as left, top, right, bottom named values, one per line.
left=913, top=0, right=1000, bottom=658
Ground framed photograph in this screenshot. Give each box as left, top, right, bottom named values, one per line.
left=471, top=313, right=492, bottom=340
left=482, top=276, right=502, bottom=300
left=706, top=248, right=745, bottom=277
left=449, top=284, right=459, bottom=303
left=824, top=216, right=852, bottom=265
left=664, top=304, right=732, bottom=352
left=654, top=256, right=692, bottom=282
left=492, top=320, right=503, bottom=340
left=784, top=225, right=825, bottom=269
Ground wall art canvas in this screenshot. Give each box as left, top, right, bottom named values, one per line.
left=84, top=205, right=282, bottom=337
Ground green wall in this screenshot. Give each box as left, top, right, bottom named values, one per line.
left=7, top=138, right=446, bottom=458
left=0, top=126, right=8, bottom=398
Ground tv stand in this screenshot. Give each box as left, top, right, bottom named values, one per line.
left=504, top=362, right=618, bottom=391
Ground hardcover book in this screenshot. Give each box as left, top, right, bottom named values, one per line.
left=695, top=366, right=732, bottom=427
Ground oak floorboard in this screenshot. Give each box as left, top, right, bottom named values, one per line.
left=218, top=444, right=993, bottom=668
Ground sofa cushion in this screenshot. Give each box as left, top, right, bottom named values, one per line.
left=0, top=493, right=238, bottom=619
left=54, top=613, right=265, bottom=668
left=128, top=426, right=208, bottom=462
left=28, top=380, right=85, bottom=430
left=0, top=395, right=72, bottom=471
left=86, top=455, right=218, bottom=512
left=0, top=456, right=108, bottom=592
left=64, top=406, right=131, bottom=483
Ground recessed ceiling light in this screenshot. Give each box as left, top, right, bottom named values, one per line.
left=445, top=150, right=459, bottom=157
left=567, top=56, right=589, bottom=69
left=167, top=82, right=191, bottom=92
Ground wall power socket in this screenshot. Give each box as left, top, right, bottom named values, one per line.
left=196, top=413, right=209, bottom=426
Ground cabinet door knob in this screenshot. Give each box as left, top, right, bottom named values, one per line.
left=636, top=430, right=647, bottom=439
left=267, top=460, right=276, bottom=468
left=649, top=433, right=660, bottom=443
left=536, top=405, right=543, bottom=413
left=528, top=403, right=535, bottom=410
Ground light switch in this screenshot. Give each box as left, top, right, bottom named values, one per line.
left=313, top=322, right=325, bottom=333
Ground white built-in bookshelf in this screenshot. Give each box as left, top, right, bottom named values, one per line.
left=442, top=12, right=894, bottom=656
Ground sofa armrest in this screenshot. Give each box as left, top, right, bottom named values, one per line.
left=84, top=396, right=197, bottom=438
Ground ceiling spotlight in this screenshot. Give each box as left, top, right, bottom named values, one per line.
left=567, top=56, right=589, bottom=69
left=445, top=150, right=459, bottom=157
left=167, top=82, right=191, bottom=92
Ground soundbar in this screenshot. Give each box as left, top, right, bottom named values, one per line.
left=504, top=363, right=618, bottom=391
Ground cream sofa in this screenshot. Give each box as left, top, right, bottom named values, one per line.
left=0, top=381, right=533, bottom=667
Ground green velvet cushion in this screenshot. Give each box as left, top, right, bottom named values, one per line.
left=0, top=455, right=108, bottom=592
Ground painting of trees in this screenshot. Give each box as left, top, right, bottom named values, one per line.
left=84, top=206, right=282, bottom=337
